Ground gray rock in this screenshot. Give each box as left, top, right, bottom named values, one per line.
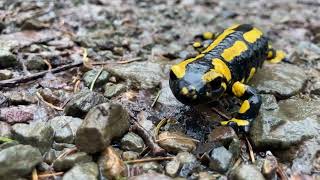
left=64, top=90, right=108, bottom=118
left=0, top=121, right=12, bottom=138
left=26, top=55, right=47, bottom=71
left=52, top=142, right=76, bottom=151
left=158, top=131, right=197, bottom=154
left=0, top=93, right=9, bottom=108
left=0, top=145, right=42, bottom=178
left=21, top=19, right=47, bottom=30
left=209, top=146, right=233, bottom=173
left=122, top=151, right=139, bottom=161
left=176, top=152, right=201, bottom=177
left=134, top=162, right=163, bottom=173
left=49, top=116, right=82, bottom=143
left=250, top=95, right=320, bottom=149
left=129, top=172, right=172, bottom=180
left=0, top=69, right=13, bottom=80
left=75, top=103, right=130, bottom=153
left=165, top=159, right=181, bottom=177
left=104, top=61, right=170, bottom=89
left=83, top=69, right=110, bottom=88
left=4, top=91, right=37, bottom=105
left=157, top=86, right=184, bottom=107
left=120, top=132, right=145, bottom=152
left=62, top=162, right=99, bottom=180
left=104, top=83, right=126, bottom=98
left=44, top=149, right=58, bottom=164
left=12, top=122, right=54, bottom=154
left=230, top=164, right=265, bottom=180
left=251, top=63, right=307, bottom=98
left=0, top=48, right=18, bottom=69
left=53, top=152, right=92, bottom=171
left=0, top=105, right=36, bottom=124
left=207, top=126, right=237, bottom=146
left=0, top=141, right=19, bottom=151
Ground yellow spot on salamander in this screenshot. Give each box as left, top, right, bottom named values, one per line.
left=203, top=32, right=214, bottom=40
left=193, top=41, right=201, bottom=48
left=212, top=58, right=232, bottom=81
left=221, top=82, right=227, bottom=90
left=202, top=24, right=240, bottom=53
left=232, top=81, right=246, bottom=97
left=221, top=41, right=248, bottom=62
left=243, top=28, right=263, bottom=43
left=246, top=67, right=256, bottom=82
left=220, top=118, right=249, bottom=126
left=239, top=100, right=250, bottom=114
left=201, top=70, right=223, bottom=83
left=269, top=50, right=286, bottom=63
left=171, top=54, right=205, bottom=79
left=181, top=87, right=188, bottom=95
left=267, top=50, right=274, bottom=59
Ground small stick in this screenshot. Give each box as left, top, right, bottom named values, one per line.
left=91, top=57, right=143, bottom=65
left=32, top=169, right=38, bottom=180
left=0, top=61, right=83, bottom=89
left=74, top=80, right=81, bottom=93
left=89, top=67, right=103, bottom=91
left=43, top=59, right=52, bottom=71
left=36, top=92, right=64, bottom=111
left=151, top=90, right=161, bottom=108
left=125, top=157, right=173, bottom=164
left=154, top=118, right=167, bottom=140
left=156, top=137, right=200, bottom=143
left=245, top=136, right=255, bottom=163
left=38, top=172, right=64, bottom=178
left=211, top=107, right=230, bottom=120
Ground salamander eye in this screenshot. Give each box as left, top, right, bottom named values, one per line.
left=210, top=77, right=222, bottom=90
left=170, top=70, right=177, bottom=80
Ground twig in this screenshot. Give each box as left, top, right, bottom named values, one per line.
left=245, top=136, right=255, bottom=163
left=38, top=172, right=64, bottom=178
left=91, top=57, right=143, bottom=66
left=151, top=90, right=161, bottom=108
left=156, top=137, right=200, bottom=143
left=90, top=67, right=103, bottom=91
left=82, top=48, right=92, bottom=69
left=154, top=118, right=167, bottom=140
left=74, top=80, right=81, bottom=93
left=129, top=112, right=166, bottom=156
left=211, top=107, right=230, bottom=120
left=50, top=147, right=77, bottom=169
left=125, top=157, right=173, bottom=164
left=0, top=61, right=83, bottom=89
left=43, top=59, right=52, bottom=71
left=32, top=169, right=38, bottom=180
left=36, top=92, right=64, bottom=111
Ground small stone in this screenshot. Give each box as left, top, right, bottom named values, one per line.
left=53, top=152, right=92, bottom=171
left=104, top=83, right=126, bottom=98
left=4, top=91, right=37, bottom=105
left=0, top=121, right=12, bottom=138
left=0, top=145, right=42, bottom=179
left=0, top=105, right=38, bottom=124
left=0, top=48, right=18, bottom=69
left=134, top=162, right=163, bottom=173
left=52, top=142, right=76, bottom=151
left=0, top=93, right=9, bottom=108
left=44, top=149, right=58, bottom=164
left=21, top=19, right=47, bottom=30
left=209, top=146, right=233, bottom=173
left=0, top=69, right=13, bottom=80
left=207, top=126, right=237, bottom=146
left=64, top=90, right=108, bottom=118
left=262, top=152, right=278, bottom=179
left=158, top=131, right=196, bottom=154
left=176, top=152, right=201, bottom=177
left=62, top=162, right=99, bottom=180
left=75, top=103, right=129, bottom=153
left=83, top=69, right=110, bottom=88
left=98, top=146, right=126, bottom=179
left=26, top=55, right=47, bottom=71
left=122, top=151, right=139, bottom=161
left=49, top=116, right=82, bottom=143
left=12, top=122, right=54, bottom=154
left=120, top=132, right=145, bottom=152
left=129, top=172, right=172, bottom=180
left=165, top=159, right=181, bottom=177
left=230, top=164, right=265, bottom=180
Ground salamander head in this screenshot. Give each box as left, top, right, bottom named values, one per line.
left=169, top=63, right=226, bottom=105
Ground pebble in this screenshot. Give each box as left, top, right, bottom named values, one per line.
left=62, top=162, right=99, bottom=180
left=26, top=55, right=47, bottom=71
left=75, top=103, right=129, bottom=153
left=0, top=93, right=9, bottom=108
left=120, top=132, right=145, bottom=153
left=12, top=122, right=54, bottom=154
left=0, top=105, right=37, bottom=124
left=0, top=69, right=12, bottom=80
left=53, top=152, right=92, bottom=171
left=0, top=145, right=42, bottom=179
left=209, top=146, right=233, bottom=173
left=49, top=116, right=82, bottom=143
left=4, top=91, right=37, bottom=105
left=83, top=69, right=110, bottom=88
left=122, top=151, right=139, bottom=161
left=229, top=164, right=265, bottom=180
left=176, top=152, right=201, bottom=177
left=129, top=172, right=172, bottom=180
left=165, top=159, right=181, bottom=177
left=104, top=83, right=126, bottom=98
left=98, top=146, right=126, bottom=179
left=207, top=126, right=237, bottom=146
left=158, top=131, right=196, bottom=154
left=0, top=121, right=12, bottom=138
left=0, top=48, right=18, bottom=69
left=64, top=90, right=108, bottom=118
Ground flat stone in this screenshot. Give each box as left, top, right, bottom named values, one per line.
left=165, top=159, right=181, bottom=177
left=0, top=69, right=13, bottom=80
left=4, top=91, right=37, bottom=105
left=49, top=116, right=82, bottom=143
left=75, top=103, right=129, bottom=153
left=0, top=48, right=17, bottom=69
left=0, top=105, right=37, bottom=124
left=64, top=90, right=108, bottom=118
left=53, top=152, right=92, bottom=171
left=62, top=162, right=99, bottom=180
left=251, top=63, right=307, bottom=99
left=209, top=146, right=233, bottom=173
left=120, top=132, right=145, bottom=152
left=83, top=69, right=110, bottom=88
left=104, top=83, right=126, bottom=98
left=25, top=55, right=47, bottom=71
left=207, top=126, right=237, bottom=146
left=0, top=145, right=42, bottom=179
left=158, top=131, right=196, bottom=154
left=12, top=122, right=54, bottom=154
left=230, top=164, right=265, bottom=180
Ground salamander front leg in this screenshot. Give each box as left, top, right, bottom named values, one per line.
left=267, top=44, right=286, bottom=63
left=193, top=32, right=216, bottom=52
left=220, top=81, right=262, bottom=133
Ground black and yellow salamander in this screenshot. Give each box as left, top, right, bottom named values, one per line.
left=169, top=24, right=286, bottom=133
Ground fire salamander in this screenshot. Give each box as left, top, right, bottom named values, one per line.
left=169, top=24, right=286, bottom=133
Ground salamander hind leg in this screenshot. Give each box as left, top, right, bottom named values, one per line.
left=220, top=81, right=262, bottom=133
left=267, top=45, right=286, bottom=63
